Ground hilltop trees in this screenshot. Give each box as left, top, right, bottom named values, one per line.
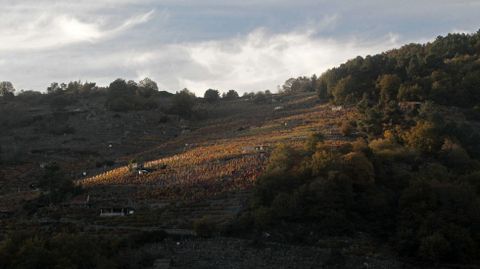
left=316, top=31, right=480, bottom=108
left=46, top=82, right=64, bottom=94
left=105, top=78, right=158, bottom=112
left=281, top=75, right=317, bottom=94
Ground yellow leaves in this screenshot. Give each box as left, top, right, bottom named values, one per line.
left=342, top=152, right=375, bottom=185
left=404, top=121, right=443, bottom=154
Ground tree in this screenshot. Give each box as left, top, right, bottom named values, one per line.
left=376, top=74, right=401, bottom=104
left=224, top=90, right=239, bottom=100
left=266, top=144, right=296, bottom=173
left=253, top=91, right=268, bottom=104
left=139, top=77, right=158, bottom=91
left=342, top=152, right=375, bottom=185
left=46, top=82, right=62, bottom=94
left=204, top=89, right=220, bottom=103
left=38, top=163, right=76, bottom=204
left=357, top=106, right=383, bottom=135
left=404, top=121, right=443, bottom=154
left=137, top=77, right=158, bottom=98
left=0, top=81, right=15, bottom=98
left=397, top=84, right=425, bottom=101
left=332, top=76, right=357, bottom=104
left=304, top=132, right=324, bottom=154
left=172, top=88, right=196, bottom=117
left=317, top=78, right=328, bottom=99
left=282, top=78, right=296, bottom=93
left=108, top=78, right=131, bottom=97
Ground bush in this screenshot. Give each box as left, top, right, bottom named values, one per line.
left=397, top=182, right=480, bottom=262
left=271, top=193, right=297, bottom=219
left=404, top=121, right=444, bottom=154
left=304, top=132, right=324, bottom=154
left=130, top=231, right=167, bottom=247
left=266, top=144, right=296, bottom=173
left=340, top=120, right=355, bottom=136
left=253, top=92, right=268, bottom=104
left=253, top=207, right=274, bottom=229
left=311, top=150, right=338, bottom=176
left=369, top=138, right=415, bottom=161
left=193, top=217, right=216, bottom=238
left=440, top=139, right=472, bottom=171
left=341, top=152, right=375, bottom=185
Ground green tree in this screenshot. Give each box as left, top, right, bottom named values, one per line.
left=137, top=77, right=158, bottom=98
left=332, top=75, right=357, bottom=104
left=172, top=88, right=196, bottom=117
left=397, top=84, right=425, bottom=101
left=376, top=74, right=401, bottom=104
left=204, top=89, right=220, bottom=103
left=224, top=90, right=239, bottom=100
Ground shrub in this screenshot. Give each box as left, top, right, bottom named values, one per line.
left=266, top=144, right=296, bottom=173
left=397, top=182, right=480, bottom=262
left=311, top=150, right=338, bottom=176
left=369, top=138, right=414, bottom=161
left=253, top=92, right=268, bottom=104
left=404, top=121, right=444, bottom=154
left=340, top=120, right=355, bottom=136
left=440, top=139, right=472, bottom=171
left=271, top=193, right=296, bottom=219
left=304, top=132, right=324, bottom=154
left=253, top=207, right=274, bottom=229
left=130, top=231, right=167, bottom=247
left=193, top=217, right=216, bottom=238
left=342, top=152, right=375, bottom=185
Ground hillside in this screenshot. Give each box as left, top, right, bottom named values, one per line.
left=1, top=31, right=480, bottom=268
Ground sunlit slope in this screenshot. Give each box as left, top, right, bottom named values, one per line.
left=78, top=93, right=354, bottom=202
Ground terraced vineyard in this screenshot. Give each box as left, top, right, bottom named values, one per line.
left=77, top=94, right=354, bottom=223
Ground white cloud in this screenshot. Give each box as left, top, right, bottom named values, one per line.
left=173, top=28, right=399, bottom=93
left=0, top=7, right=155, bottom=51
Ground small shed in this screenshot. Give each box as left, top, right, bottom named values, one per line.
left=331, top=105, right=343, bottom=111
left=255, top=145, right=270, bottom=153
left=99, top=207, right=135, bottom=217
left=98, top=199, right=136, bottom=217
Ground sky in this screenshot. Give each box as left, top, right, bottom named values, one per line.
left=1, top=0, right=480, bottom=95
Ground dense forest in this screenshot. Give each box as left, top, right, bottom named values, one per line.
left=241, top=31, right=480, bottom=263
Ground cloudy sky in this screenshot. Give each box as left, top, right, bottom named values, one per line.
left=1, top=0, right=480, bottom=95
